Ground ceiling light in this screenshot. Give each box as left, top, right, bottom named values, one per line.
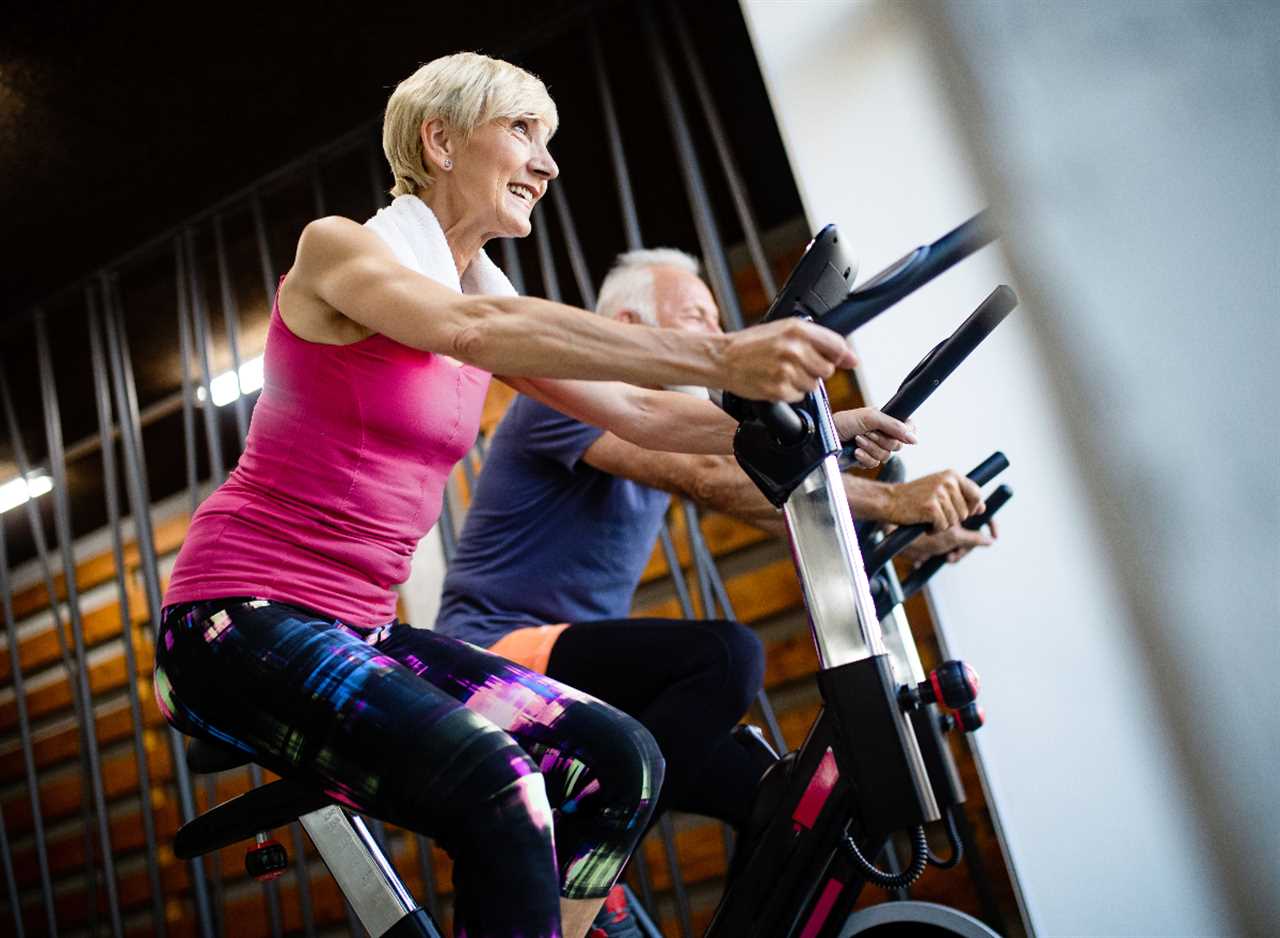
left=0, top=472, right=54, bottom=515
left=195, top=355, right=265, bottom=407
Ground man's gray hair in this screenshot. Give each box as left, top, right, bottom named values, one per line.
left=595, top=248, right=702, bottom=325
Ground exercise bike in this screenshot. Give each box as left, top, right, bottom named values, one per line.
left=169, top=213, right=1013, bottom=938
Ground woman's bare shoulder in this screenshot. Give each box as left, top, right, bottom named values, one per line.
left=281, top=216, right=389, bottom=345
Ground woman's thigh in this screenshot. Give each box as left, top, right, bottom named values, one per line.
left=155, top=599, right=538, bottom=824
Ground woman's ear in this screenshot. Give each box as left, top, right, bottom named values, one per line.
left=615, top=309, right=642, bottom=325
left=420, top=118, right=455, bottom=172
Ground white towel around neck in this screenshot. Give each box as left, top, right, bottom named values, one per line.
left=364, top=194, right=517, bottom=299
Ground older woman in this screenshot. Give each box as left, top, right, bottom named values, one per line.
left=154, top=53, right=906, bottom=938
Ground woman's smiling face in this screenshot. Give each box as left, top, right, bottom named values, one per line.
left=450, top=116, right=559, bottom=239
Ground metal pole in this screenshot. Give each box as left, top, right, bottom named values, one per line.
left=0, top=353, right=101, bottom=918
left=251, top=192, right=279, bottom=314
left=86, top=287, right=168, bottom=938
left=212, top=214, right=251, bottom=446
left=533, top=204, right=561, bottom=302
left=183, top=229, right=226, bottom=485
left=657, top=814, right=694, bottom=938
left=34, top=311, right=125, bottom=938
left=499, top=239, right=527, bottom=296
left=640, top=5, right=744, bottom=331
left=287, top=823, right=315, bottom=938
left=100, top=275, right=217, bottom=938
left=414, top=835, right=441, bottom=920
left=657, top=524, right=696, bottom=621
left=367, top=133, right=389, bottom=213
left=0, top=804, right=21, bottom=938
left=175, top=241, right=201, bottom=517
left=310, top=159, right=326, bottom=217
left=0, top=510, right=56, bottom=937
left=667, top=0, right=777, bottom=300
left=590, top=24, right=643, bottom=252
left=681, top=504, right=717, bottom=619
left=549, top=185, right=596, bottom=309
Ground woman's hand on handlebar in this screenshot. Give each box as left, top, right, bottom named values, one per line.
left=885, top=469, right=985, bottom=531
left=832, top=408, right=917, bottom=468
left=720, top=319, right=856, bottom=402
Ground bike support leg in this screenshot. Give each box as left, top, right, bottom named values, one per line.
left=298, top=806, right=439, bottom=938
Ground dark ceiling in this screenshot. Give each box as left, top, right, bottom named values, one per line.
left=0, top=0, right=609, bottom=317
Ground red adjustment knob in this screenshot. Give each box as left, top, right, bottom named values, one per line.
left=954, top=702, right=985, bottom=733
left=245, top=838, right=288, bottom=881
left=923, top=660, right=980, bottom=710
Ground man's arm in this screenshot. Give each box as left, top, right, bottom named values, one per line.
left=581, top=429, right=987, bottom=536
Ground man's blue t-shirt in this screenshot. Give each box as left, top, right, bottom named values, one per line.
left=435, top=395, right=671, bottom=647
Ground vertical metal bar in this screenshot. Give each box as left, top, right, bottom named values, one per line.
left=34, top=312, right=125, bottom=938
left=0, top=804, right=21, bottom=938
left=549, top=185, right=596, bottom=309
left=175, top=242, right=201, bottom=517
left=101, top=275, right=217, bottom=938
left=251, top=192, right=279, bottom=314
left=212, top=214, right=250, bottom=446
left=184, top=229, right=226, bottom=486
left=657, top=524, right=696, bottom=620
left=499, top=239, right=527, bottom=296
left=657, top=814, right=694, bottom=938
left=532, top=204, right=561, bottom=302
left=0, top=515, right=56, bottom=936
left=590, top=24, right=643, bottom=252
left=681, top=504, right=716, bottom=619
left=0, top=353, right=101, bottom=920
left=367, top=133, right=390, bottom=213
left=310, top=159, right=327, bottom=217
left=86, top=287, right=168, bottom=938
left=437, top=492, right=457, bottom=564
left=414, top=835, right=440, bottom=920
left=630, top=855, right=660, bottom=927
left=287, top=823, right=313, bottom=938
left=640, top=6, right=744, bottom=331
left=667, top=1, right=777, bottom=300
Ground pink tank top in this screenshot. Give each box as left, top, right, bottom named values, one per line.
left=164, top=294, right=491, bottom=626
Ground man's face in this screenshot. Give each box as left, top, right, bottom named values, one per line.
left=650, top=266, right=722, bottom=335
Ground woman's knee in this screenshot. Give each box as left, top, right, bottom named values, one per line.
left=567, top=706, right=666, bottom=831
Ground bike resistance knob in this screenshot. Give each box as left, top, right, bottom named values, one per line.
left=921, top=660, right=980, bottom=710
left=954, top=702, right=985, bottom=733
left=245, top=837, right=289, bottom=882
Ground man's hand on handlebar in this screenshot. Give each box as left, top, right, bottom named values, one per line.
left=900, top=516, right=999, bottom=568
left=832, top=408, right=918, bottom=468
left=721, top=319, right=856, bottom=402
left=885, top=469, right=985, bottom=531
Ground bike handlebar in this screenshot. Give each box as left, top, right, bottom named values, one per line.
left=814, top=211, right=997, bottom=337
left=899, top=484, right=1014, bottom=601
left=864, top=451, right=1008, bottom=574
left=881, top=285, right=1017, bottom=421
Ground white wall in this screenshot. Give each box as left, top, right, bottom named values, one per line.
left=741, top=2, right=1265, bottom=935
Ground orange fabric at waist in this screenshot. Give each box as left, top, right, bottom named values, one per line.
left=487, top=624, right=571, bottom=675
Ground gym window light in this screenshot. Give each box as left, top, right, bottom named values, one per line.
left=0, top=471, right=54, bottom=515
left=195, top=355, right=265, bottom=407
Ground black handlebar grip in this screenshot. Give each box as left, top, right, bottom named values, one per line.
left=968, top=451, right=1008, bottom=488
left=881, top=285, right=1018, bottom=422
left=863, top=451, right=1010, bottom=575
left=898, top=485, right=1014, bottom=602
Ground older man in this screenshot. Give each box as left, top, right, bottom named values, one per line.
left=436, top=249, right=992, bottom=934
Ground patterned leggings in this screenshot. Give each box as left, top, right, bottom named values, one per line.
left=154, top=598, right=664, bottom=938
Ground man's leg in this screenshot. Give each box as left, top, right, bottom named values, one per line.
left=544, top=617, right=766, bottom=829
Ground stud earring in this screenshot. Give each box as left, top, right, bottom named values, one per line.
left=443, top=159, right=453, bottom=170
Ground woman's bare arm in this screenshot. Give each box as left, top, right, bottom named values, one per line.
left=285, top=216, right=854, bottom=401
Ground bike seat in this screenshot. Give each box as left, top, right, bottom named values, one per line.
left=186, top=736, right=254, bottom=774
left=174, top=775, right=332, bottom=859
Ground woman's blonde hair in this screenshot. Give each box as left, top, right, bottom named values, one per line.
left=382, top=52, right=559, bottom=198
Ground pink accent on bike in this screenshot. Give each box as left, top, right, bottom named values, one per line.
left=791, top=747, right=839, bottom=830
left=797, top=876, right=844, bottom=938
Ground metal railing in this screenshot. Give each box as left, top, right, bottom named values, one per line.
left=0, top=3, right=797, bottom=934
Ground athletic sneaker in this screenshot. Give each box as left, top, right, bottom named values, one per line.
left=588, top=884, right=645, bottom=938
